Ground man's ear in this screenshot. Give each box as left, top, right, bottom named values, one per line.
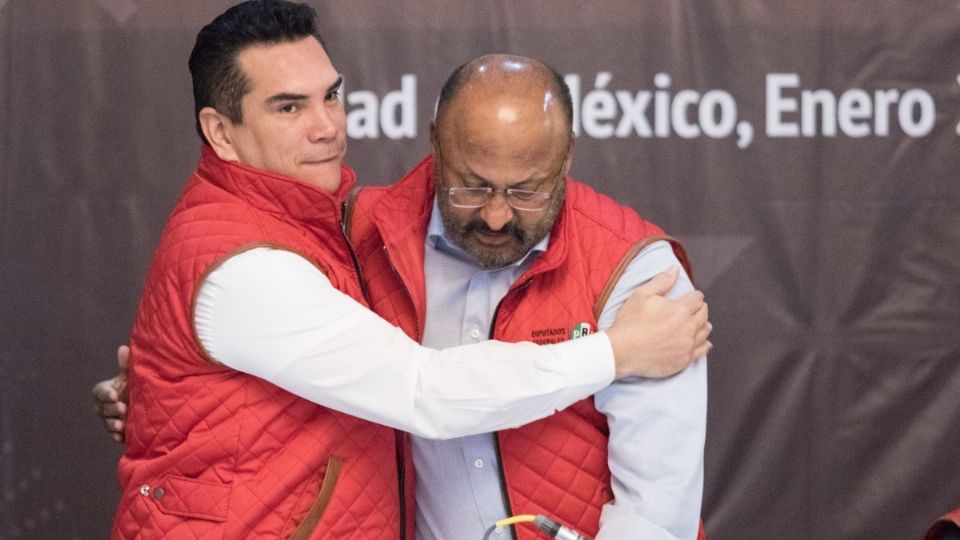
left=198, top=107, right=240, bottom=162
left=429, top=121, right=439, bottom=158
left=561, top=132, right=575, bottom=177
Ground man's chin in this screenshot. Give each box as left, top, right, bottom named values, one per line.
left=464, top=239, right=525, bottom=269
left=298, top=162, right=342, bottom=192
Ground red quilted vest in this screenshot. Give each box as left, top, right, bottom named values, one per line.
left=113, top=146, right=409, bottom=539
left=348, top=156, right=698, bottom=539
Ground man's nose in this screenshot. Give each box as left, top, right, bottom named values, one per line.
left=307, top=105, right=340, bottom=142
left=480, top=192, right=514, bottom=231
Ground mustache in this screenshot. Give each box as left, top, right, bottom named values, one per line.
left=464, top=219, right=525, bottom=243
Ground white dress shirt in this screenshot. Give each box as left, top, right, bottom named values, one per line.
left=192, top=247, right=616, bottom=440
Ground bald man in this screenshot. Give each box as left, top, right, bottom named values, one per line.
left=348, top=55, right=707, bottom=539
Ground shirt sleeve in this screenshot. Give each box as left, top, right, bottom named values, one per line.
left=193, top=247, right=616, bottom=440
left=593, top=240, right=707, bottom=540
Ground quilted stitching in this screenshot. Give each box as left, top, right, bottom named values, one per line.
left=113, top=148, right=403, bottom=539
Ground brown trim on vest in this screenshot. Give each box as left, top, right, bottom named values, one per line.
left=288, top=456, right=342, bottom=540
left=189, top=242, right=332, bottom=367
left=592, top=235, right=691, bottom=320
left=342, top=185, right=364, bottom=240
left=669, top=237, right=694, bottom=285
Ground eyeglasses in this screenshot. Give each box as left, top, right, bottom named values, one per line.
left=445, top=184, right=560, bottom=212
left=436, top=147, right=566, bottom=212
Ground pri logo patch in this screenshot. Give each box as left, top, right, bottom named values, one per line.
left=570, top=322, right=593, bottom=340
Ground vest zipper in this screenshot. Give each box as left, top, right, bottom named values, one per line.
left=339, top=202, right=369, bottom=303
left=490, top=277, right=534, bottom=540
left=382, top=243, right=421, bottom=539
left=383, top=244, right=423, bottom=342
left=488, top=277, right=534, bottom=340
left=339, top=204, right=405, bottom=537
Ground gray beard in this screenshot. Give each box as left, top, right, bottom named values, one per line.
left=437, top=184, right=565, bottom=269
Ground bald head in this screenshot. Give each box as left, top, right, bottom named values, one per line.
left=430, top=54, right=573, bottom=268
left=433, top=54, right=573, bottom=169
left=436, top=54, right=573, bottom=132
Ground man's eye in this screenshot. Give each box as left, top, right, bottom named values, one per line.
left=510, top=190, right=538, bottom=201
left=326, top=90, right=342, bottom=102
left=278, top=103, right=299, bottom=113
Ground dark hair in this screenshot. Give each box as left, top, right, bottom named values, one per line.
left=188, top=0, right=325, bottom=143
left=435, top=57, right=574, bottom=132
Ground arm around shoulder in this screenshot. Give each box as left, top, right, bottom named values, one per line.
left=193, top=247, right=619, bottom=439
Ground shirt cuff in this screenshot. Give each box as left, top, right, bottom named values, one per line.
left=544, top=331, right=616, bottom=401
left=597, top=502, right=692, bottom=540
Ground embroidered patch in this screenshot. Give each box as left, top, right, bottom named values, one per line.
left=570, top=322, right=593, bottom=339
left=531, top=327, right=566, bottom=344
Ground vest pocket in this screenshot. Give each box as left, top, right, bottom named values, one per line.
left=149, top=473, right=231, bottom=522
left=288, top=456, right=342, bottom=540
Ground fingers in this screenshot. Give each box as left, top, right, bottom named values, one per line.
left=633, top=266, right=680, bottom=298
left=112, top=375, right=129, bottom=400
left=92, top=380, right=119, bottom=403
left=117, top=345, right=130, bottom=370
left=690, top=303, right=712, bottom=360
left=693, top=321, right=713, bottom=343
left=101, top=400, right=127, bottom=419
left=692, top=301, right=708, bottom=327
left=677, top=289, right=705, bottom=313
left=692, top=340, right=713, bottom=359
left=103, top=418, right=126, bottom=443
left=94, top=350, right=131, bottom=445
left=611, top=274, right=714, bottom=378
left=95, top=399, right=127, bottom=444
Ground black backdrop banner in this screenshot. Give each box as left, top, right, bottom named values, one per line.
left=1, top=2, right=959, bottom=538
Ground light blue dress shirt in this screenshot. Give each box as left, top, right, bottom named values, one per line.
left=414, top=198, right=707, bottom=540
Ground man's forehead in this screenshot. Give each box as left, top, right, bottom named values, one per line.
left=237, top=37, right=340, bottom=94
left=444, top=82, right=565, bottom=137
left=457, top=80, right=556, bottom=112
left=441, top=100, right=566, bottom=155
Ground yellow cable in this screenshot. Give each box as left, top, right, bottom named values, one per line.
left=494, top=514, right=537, bottom=528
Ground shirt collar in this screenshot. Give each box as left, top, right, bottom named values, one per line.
left=426, top=197, right=549, bottom=269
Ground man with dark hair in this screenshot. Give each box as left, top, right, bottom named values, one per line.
left=187, top=0, right=327, bottom=144
left=349, top=54, right=707, bottom=539
left=106, top=1, right=710, bottom=538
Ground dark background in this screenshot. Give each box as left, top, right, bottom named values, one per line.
left=1, top=1, right=958, bottom=538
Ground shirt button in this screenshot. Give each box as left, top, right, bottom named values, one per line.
left=153, top=487, right=165, bottom=501
left=469, top=328, right=481, bottom=340
left=474, top=458, right=484, bottom=469
left=138, top=484, right=150, bottom=496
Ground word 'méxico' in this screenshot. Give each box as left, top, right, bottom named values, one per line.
left=342, top=73, right=947, bottom=148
